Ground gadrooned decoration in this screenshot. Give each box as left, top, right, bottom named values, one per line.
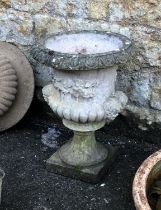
left=0, top=55, right=18, bottom=116
left=0, top=42, right=34, bottom=131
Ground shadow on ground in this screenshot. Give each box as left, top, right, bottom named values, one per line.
left=0, top=110, right=160, bottom=210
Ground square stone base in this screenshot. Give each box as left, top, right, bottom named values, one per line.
left=46, top=145, right=118, bottom=184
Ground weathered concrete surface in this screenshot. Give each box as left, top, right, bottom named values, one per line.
left=1, top=1, right=161, bottom=128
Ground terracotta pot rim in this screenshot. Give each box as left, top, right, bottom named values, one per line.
left=133, top=149, right=161, bottom=210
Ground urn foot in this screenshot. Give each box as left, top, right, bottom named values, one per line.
left=46, top=119, right=118, bottom=183
left=46, top=144, right=118, bottom=184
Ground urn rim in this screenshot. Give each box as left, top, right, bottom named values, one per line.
left=32, top=30, right=133, bottom=71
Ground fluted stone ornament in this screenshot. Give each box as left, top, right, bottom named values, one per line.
left=0, top=56, right=18, bottom=116
left=32, top=31, right=132, bottom=183
left=0, top=42, right=34, bottom=131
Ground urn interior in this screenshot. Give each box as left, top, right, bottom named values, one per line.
left=45, top=32, right=124, bottom=54
left=147, top=160, right=161, bottom=210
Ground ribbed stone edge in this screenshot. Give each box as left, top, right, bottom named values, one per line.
left=31, top=30, right=134, bottom=71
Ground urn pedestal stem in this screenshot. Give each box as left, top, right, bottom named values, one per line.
left=46, top=129, right=118, bottom=183
left=58, top=130, right=108, bottom=167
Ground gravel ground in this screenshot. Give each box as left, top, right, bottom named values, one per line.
left=0, top=110, right=160, bottom=210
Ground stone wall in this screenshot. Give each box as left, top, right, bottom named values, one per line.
left=1, top=0, right=161, bottom=128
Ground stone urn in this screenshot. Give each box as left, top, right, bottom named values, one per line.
left=32, top=31, right=132, bottom=183
left=133, top=150, right=161, bottom=210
